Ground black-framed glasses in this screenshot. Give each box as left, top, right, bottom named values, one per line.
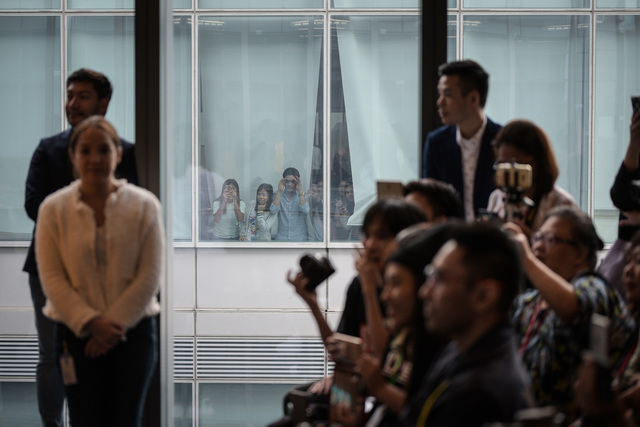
left=284, top=179, right=296, bottom=184
left=531, top=231, right=578, bottom=247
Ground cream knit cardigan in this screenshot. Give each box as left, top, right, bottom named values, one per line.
left=35, top=180, right=163, bottom=337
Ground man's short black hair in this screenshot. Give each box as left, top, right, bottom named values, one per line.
left=66, top=68, right=113, bottom=101
left=449, top=222, right=523, bottom=315
left=403, top=179, right=464, bottom=220
left=438, top=60, right=490, bottom=108
left=282, top=167, right=300, bottom=178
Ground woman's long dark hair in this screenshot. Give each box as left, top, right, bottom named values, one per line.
left=215, top=179, right=241, bottom=213
left=256, top=183, right=274, bottom=212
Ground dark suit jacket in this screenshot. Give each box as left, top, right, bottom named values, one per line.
left=23, top=128, right=138, bottom=274
left=422, top=117, right=501, bottom=218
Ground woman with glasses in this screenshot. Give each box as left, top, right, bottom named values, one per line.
left=505, top=206, right=635, bottom=424
left=211, top=178, right=245, bottom=240
left=486, top=119, right=577, bottom=239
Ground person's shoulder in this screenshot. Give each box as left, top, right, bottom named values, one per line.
left=40, top=181, right=77, bottom=210
left=119, top=182, right=160, bottom=207
left=483, top=116, right=502, bottom=138
left=426, top=125, right=456, bottom=142
left=120, top=137, right=135, bottom=150
left=37, top=129, right=73, bottom=150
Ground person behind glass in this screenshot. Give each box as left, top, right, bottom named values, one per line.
left=308, top=175, right=324, bottom=241
left=486, top=119, right=578, bottom=239
left=23, top=68, right=137, bottom=427
left=240, top=183, right=277, bottom=241
left=505, top=206, right=635, bottom=423
left=272, top=166, right=310, bottom=241
left=422, top=60, right=501, bottom=221
left=332, top=180, right=356, bottom=241
left=355, top=223, right=454, bottom=426
left=400, top=222, right=533, bottom=427
left=574, top=229, right=640, bottom=427
left=403, top=178, right=464, bottom=223
left=35, top=116, right=163, bottom=427
left=211, top=178, right=245, bottom=241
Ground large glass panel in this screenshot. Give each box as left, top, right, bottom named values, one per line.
left=329, top=15, right=420, bottom=241
left=67, top=0, right=134, bottom=9
left=198, top=383, right=293, bottom=426
left=0, top=16, right=61, bottom=241
left=67, top=15, right=135, bottom=141
left=0, top=382, right=40, bottom=425
left=0, top=0, right=59, bottom=9
left=333, top=0, right=419, bottom=8
left=594, top=15, right=640, bottom=243
left=447, top=14, right=457, bottom=60
left=175, top=382, right=194, bottom=427
left=596, top=0, right=640, bottom=8
left=463, top=0, right=589, bottom=8
left=463, top=15, right=590, bottom=211
left=198, top=0, right=322, bottom=9
left=198, top=16, right=323, bottom=243
left=173, top=16, right=194, bottom=242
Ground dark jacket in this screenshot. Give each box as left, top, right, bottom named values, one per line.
left=422, top=117, right=501, bottom=218
left=23, top=128, right=138, bottom=274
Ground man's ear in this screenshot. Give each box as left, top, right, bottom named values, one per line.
left=98, top=98, right=109, bottom=116
left=466, top=90, right=480, bottom=108
left=471, top=279, right=501, bottom=313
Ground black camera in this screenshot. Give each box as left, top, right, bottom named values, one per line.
left=299, top=253, right=335, bottom=292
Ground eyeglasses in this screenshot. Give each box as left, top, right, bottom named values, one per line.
left=423, top=264, right=467, bottom=286
left=284, top=179, right=297, bottom=184
left=531, top=231, right=578, bottom=247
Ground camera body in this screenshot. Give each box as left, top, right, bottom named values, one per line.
left=300, top=253, right=336, bottom=292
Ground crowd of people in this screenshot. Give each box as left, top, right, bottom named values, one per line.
left=274, top=59, right=640, bottom=427
left=20, top=56, right=640, bottom=427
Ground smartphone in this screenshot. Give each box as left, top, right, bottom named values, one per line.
left=632, top=95, right=640, bottom=116
left=589, top=313, right=613, bottom=402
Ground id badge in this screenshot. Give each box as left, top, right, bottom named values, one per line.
left=60, top=354, right=77, bottom=386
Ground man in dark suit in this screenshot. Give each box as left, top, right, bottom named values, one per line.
left=23, top=68, right=137, bottom=427
left=422, top=60, right=500, bottom=221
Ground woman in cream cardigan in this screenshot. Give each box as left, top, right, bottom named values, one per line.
left=35, top=115, right=164, bottom=427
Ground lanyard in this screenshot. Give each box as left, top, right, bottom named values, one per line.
left=519, top=299, right=544, bottom=356
left=416, top=379, right=450, bottom=427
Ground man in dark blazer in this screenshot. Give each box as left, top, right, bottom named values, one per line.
left=23, top=68, right=137, bottom=427
left=422, top=60, right=501, bottom=221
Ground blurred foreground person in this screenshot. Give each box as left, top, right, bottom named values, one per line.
left=36, top=116, right=163, bottom=427
left=401, top=222, right=532, bottom=426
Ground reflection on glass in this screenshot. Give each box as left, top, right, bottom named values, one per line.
left=333, top=0, right=419, bottom=8
left=199, top=0, right=321, bottom=9
left=593, top=15, right=640, bottom=243
left=0, top=382, right=40, bottom=424
left=596, top=0, right=640, bottom=8
left=197, top=16, right=323, bottom=243
left=67, top=0, right=134, bottom=8
left=330, top=15, right=420, bottom=242
left=198, top=383, right=293, bottom=425
left=175, top=382, right=193, bottom=427
left=463, top=15, right=590, bottom=213
left=173, top=16, right=194, bottom=242
left=0, top=0, right=59, bottom=9
left=463, top=0, right=588, bottom=7
left=67, top=16, right=135, bottom=141
left=0, top=16, right=60, bottom=241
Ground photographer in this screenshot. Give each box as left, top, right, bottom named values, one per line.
left=486, top=119, right=577, bottom=239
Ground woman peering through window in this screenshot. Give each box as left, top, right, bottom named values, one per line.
left=241, top=183, right=277, bottom=241
left=211, top=178, right=245, bottom=241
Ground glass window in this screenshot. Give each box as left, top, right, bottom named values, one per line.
left=593, top=15, right=640, bottom=242
left=173, top=16, right=194, bottom=242
left=0, top=0, right=60, bottom=9
left=463, top=15, right=590, bottom=212
left=597, top=0, right=640, bottom=8
left=197, top=15, right=323, bottom=243
left=0, top=16, right=60, bottom=241
left=67, top=15, right=136, bottom=141
left=198, top=0, right=322, bottom=9
left=67, top=0, right=134, bottom=9
left=332, top=0, right=419, bottom=8
left=463, top=0, right=589, bottom=8
left=329, top=15, right=420, bottom=242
